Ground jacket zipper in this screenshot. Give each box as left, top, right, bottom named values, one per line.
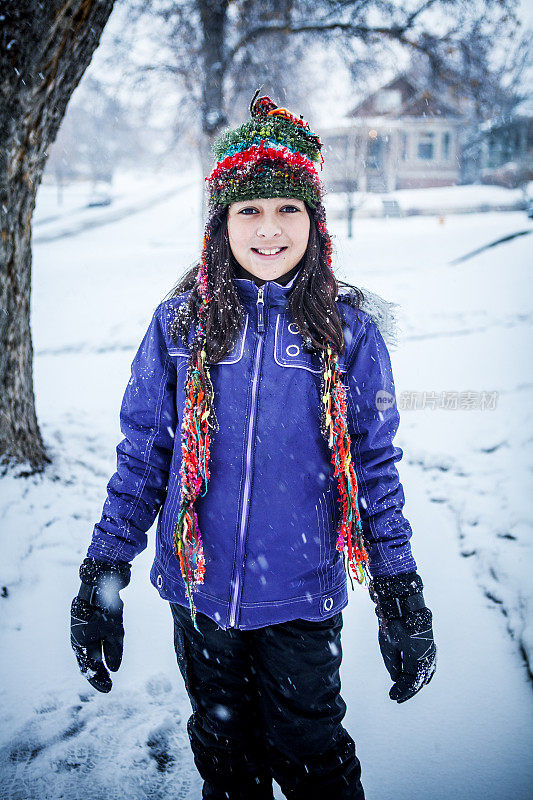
left=229, top=285, right=265, bottom=627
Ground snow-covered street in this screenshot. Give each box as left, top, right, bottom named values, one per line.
left=1, top=176, right=532, bottom=799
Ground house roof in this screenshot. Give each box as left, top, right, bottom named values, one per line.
left=400, top=91, right=462, bottom=118
left=347, top=72, right=463, bottom=120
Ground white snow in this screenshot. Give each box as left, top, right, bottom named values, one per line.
left=0, top=172, right=532, bottom=798
left=325, top=183, right=527, bottom=216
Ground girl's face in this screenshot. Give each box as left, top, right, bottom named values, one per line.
left=227, top=197, right=310, bottom=282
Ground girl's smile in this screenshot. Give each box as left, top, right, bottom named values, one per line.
left=227, top=197, right=310, bottom=281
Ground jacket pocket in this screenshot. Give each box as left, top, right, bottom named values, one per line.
left=315, top=486, right=339, bottom=591
left=169, top=316, right=248, bottom=366
left=274, top=312, right=352, bottom=375
left=274, top=313, right=322, bottom=373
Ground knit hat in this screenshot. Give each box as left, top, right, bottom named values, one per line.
left=206, top=91, right=325, bottom=210
left=173, top=94, right=370, bottom=630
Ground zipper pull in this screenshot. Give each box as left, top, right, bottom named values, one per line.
left=257, top=286, right=265, bottom=332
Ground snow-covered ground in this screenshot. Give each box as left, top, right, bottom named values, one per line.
left=325, top=182, right=527, bottom=217
left=33, top=173, right=196, bottom=245
left=0, top=174, right=532, bottom=799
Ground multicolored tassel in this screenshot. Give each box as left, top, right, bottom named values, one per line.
left=321, top=344, right=370, bottom=587
left=173, top=233, right=218, bottom=631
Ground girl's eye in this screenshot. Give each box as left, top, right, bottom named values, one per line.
left=237, top=205, right=301, bottom=215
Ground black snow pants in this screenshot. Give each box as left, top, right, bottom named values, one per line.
left=170, top=603, right=365, bottom=800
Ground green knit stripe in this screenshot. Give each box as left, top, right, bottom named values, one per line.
left=213, top=117, right=321, bottom=164
left=209, top=171, right=322, bottom=210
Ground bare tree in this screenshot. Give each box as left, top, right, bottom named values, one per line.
left=0, top=0, right=525, bottom=471
left=46, top=75, right=147, bottom=188
left=225, top=0, right=310, bottom=121
left=122, top=0, right=523, bottom=179
left=0, top=1, right=116, bottom=471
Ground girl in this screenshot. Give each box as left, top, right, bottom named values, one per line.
left=71, top=93, right=436, bottom=800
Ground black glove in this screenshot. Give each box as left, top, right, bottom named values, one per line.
left=70, top=558, right=131, bottom=693
left=370, top=571, right=437, bottom=703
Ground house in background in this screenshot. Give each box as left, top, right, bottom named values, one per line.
left=478, top=111, right=533, bottom=188
left=321, top=74, right=465, bottom=193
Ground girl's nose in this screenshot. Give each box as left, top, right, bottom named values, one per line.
left=256, top=217, right=282, bottom=238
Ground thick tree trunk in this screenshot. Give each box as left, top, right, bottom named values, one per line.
left=0, top=0, right=115, bottom=471
left=198, top=0, right=229, bottom=224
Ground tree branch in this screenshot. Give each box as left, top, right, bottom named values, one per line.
left=404, top=0, right=441, bottom=29
left=225, top=19, right=436, bottom=70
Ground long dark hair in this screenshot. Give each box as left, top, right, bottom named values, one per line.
left=165, top=202, right=364, bottom=362
left=169, top=201, right=371, bottom=628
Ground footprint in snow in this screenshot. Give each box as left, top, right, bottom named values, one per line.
left=0, top=680, right=199, bottom=799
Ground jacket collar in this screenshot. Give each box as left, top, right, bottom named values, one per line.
left=233, top=268, right=300, bottom=309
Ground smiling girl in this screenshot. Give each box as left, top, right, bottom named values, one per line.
left=71, top=93, right=437, bottom=799
left=228, top=196, right=310, bottom=282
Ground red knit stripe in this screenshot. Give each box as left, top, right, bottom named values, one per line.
left=207, top=144, right=319, bottom=185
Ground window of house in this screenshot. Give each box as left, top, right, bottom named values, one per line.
left=418, top=132, right=435, bottom=160
left=400, top=132, right=409, bottom=161
left=487, top=135, right=501, bottom=168
left=367, top=134, right=384, bottom=169
left=442, top=131, right=451, bottom=161
left=513, top=127, right=521, bottom=155
left=527, top=121, right=533, bottom=151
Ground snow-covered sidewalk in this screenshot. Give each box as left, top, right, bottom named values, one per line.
left=0, top=180, right=531, bottom=798
left=33, top=173, right=196, bottom=244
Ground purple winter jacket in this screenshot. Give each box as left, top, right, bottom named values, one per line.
left=87, top=274, right=417, bottom=630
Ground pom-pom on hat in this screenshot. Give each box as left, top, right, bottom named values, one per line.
left=206, top=90, right=325, bottom=210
